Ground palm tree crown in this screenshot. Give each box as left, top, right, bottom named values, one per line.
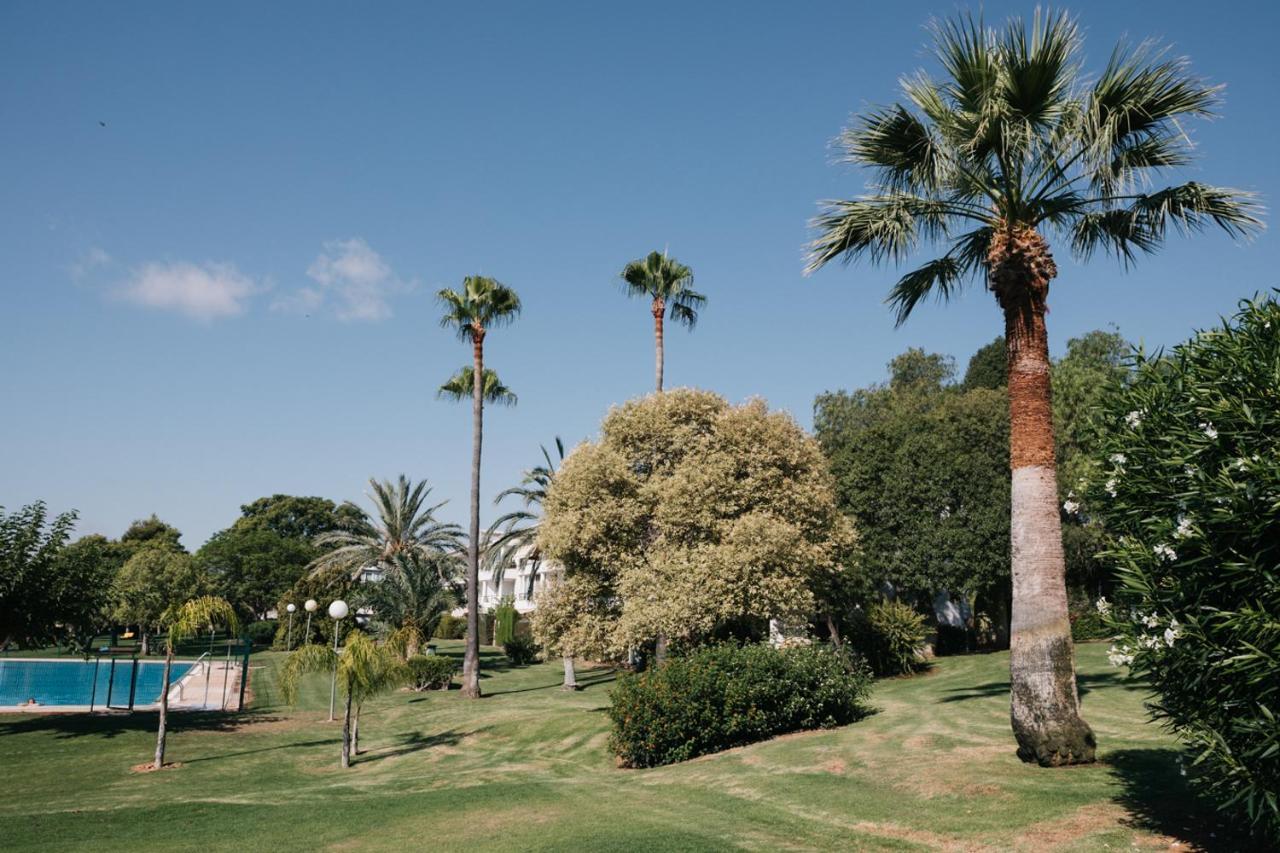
left=437, top=276, right=522, bottom=341
left=310, top=476, right=462, bottom=580
left=805, top=10, right=1262, bottom=322
left=621, top=251, right=704, bottom=329
left=438, top=366, right=518, bottom=406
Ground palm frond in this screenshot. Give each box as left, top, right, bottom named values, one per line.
left=165, top=596, right=239, bottom=649
left=619, top=251, right=703, bottom=328
left=806, top=194, right=976, bottom=273
left=437, top=366, right=518, bottom=406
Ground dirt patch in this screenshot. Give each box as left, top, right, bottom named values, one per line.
left=130, top=761, right=184, bottom=773
left=822, top=759, right=846, bottom=775
left=1013, top=802, right=1145, bottom=851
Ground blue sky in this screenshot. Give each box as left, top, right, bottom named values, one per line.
left=2, top=1, right=1277, bottom=549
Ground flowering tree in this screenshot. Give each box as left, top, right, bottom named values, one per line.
left=1089, top=295, right=1279, bottom=840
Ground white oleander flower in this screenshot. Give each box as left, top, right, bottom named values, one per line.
left=1124, top=410, right=1143, bottom=428
left=1153, top=543, right=1177, bottom=562
left=1174, top=515, right=1193, bottom=539
left=1200, top=422, right=1218, bottom=440
left=1106, top=478, right=1118, bottom=497
left=1095, top=597, right=1111, bottom=616
left=1107, top=644, right=1135, bottom=667
left=1139, top=633, right=1160, bottom=650
left=1110, top=453, right=1127, bottom=468
left=1183, top=464, right=1197, bottom=479
left=1141, top=612, right=1161, bottom=628
left=1063, top=499, right=1080, bottom=515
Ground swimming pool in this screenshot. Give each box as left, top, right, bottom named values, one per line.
left=0, top=658, right=195, bottom=708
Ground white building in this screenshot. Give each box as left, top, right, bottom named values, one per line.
left=469, top=544, right=564, bottom=615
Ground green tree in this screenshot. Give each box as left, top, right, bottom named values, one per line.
left=438, top=275, right=522, bottom=699
left=234, top=495, right=365, bottom=543
left=962, top=336, right=1007, bottom=391
left=356, top=551, right=454, bottom=658
left=196, top=527, right=315, bottom=620
left=805, top=10, right=1260, bottom=766
left=50, top=534, right=122, bottom=650
left=536, top=390, right=855, bottom=661
left=120, top=515, right=184, bottom=554
left=113, top=547, right=209, bottom=655
left=0, top=502, right=78, bottom=650
left=619, top=250, right=705, bottom=392
left=280, top=631, right=407, bottom=767
left=152, top=596, right=238, bottom=770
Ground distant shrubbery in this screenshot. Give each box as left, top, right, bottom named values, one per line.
left=245, top=620, right=277, bottom=647
left=1090, top=296, right=1279, bottom=840
left=407, top=655, right=455, bottom=691
left=608, top=643, right=871, bottom=768
left=852, top=601, right=928, bottom=676
left=503, top=635, right=539, bottom=666
left=434, top=613, right=465, bottom=640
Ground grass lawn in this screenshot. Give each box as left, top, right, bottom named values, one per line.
left=0, top=641, right=1238, bottom=851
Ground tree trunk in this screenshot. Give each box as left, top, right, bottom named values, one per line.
left=654, top=634, right=669, bottom=666
left=652, top=297, right=665, bottom=392
left=341, top=691, right=353, bottom=768
left=352, top=704, right=361, bottom=755
left=561, top=654, right=578, bottom=690
left=140, top=632, right=149, bottom=657
left=462, top=330, right=485, bottom=699
left=825, top=613, right=843, bottom=650
left=990, top=226, right=1095, bottom=767
left=153, top=647, right=172, bottom=770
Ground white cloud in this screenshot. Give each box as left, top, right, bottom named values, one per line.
left=118, top=261, right=256, bottom=321
left=274, top=238, right=410, bottom=321
left=70, top=247, right=112, bottom=279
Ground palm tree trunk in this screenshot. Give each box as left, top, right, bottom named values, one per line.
left=462, top=331, right=485, bottom=698
left=652, top=297, right=665, bottom=392
left=153, top=646, right=172, bottom=770
left=992, top=226, right=1095, bottom=767
left=341, top=690, right=353, bottom=768
left=562, top=654, right=578, bottom=690
left=352, top=704, right=361, bottom=755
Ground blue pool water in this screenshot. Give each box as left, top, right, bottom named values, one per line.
left=0, top=658, right=195, bottom=707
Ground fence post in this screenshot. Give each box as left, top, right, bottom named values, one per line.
left=237, top=640, right=250, bottom=712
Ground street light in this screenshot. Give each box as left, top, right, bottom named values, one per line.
left=327, top=599, right=349, bottom=722
left=304, top=598, right=317, bottom=644
left=285, top=603, right=296, bottom=651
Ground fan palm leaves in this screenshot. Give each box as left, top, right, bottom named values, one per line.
left=438, top=366, right=518, bottom=406
left=356, top=551, right=455, bottom=658
left=153, top=595, right=239, bottom=769
left=309, top=476, right=462, bottom=582
left=280, top=630, right=407, bottom=767
left=620, top=250, right=705, bottom=392
left=438, top=275, right=522, bottom=699
left=805, top=10, right=1261, bottom=767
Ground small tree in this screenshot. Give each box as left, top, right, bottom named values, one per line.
left=280, top=631, right=407, bottom=767
left=153, top=596, right=239, bottom=770
left=114, top=546, right=209, bottom=655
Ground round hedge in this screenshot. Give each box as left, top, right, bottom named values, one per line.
left=1088, top=294, right=1279, bottom=839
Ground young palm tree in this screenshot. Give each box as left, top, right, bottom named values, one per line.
left=620, top=251, right=705, bottom=392
left=153, top=596, right=239, bottom=770
left=488, top=438, right=579, bottom=688
left=280, top=630, right=407, bottom=768
left=309, top=476, right=462, bottom=581
left=805, top=11, right=1261, bottom=766
left=438, top=276, right=522, bottom=698
left=357, top=551, right=455, bottom=658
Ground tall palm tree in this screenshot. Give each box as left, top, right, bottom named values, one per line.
left=280, top=630, right=407, bottom=767
left=153, top=596, right=239, bottom=770
left=356, top=551, right=455, bottom=658
left=438, top=275, right=522, bottom=698
left=309, top=476, right=462, bottom=582
left=620, top=251, right=705, bottom=392
left=805, top=11, right=1260, bottom=767
left=488, top=438, right=579, bottom=688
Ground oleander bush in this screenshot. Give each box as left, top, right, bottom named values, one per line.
left=503, top=635, right=539, bottom=666
left=608, top=642, right=872, bottom=768
left=853, top=600, right=929, bottom=676
left=406, top=655, right=455, bottom=691
left=245, top=620, right=277, bottom=647
left=1089, top=295, right=1279, bottom=841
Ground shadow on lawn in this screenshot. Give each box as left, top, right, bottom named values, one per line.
left=938, top=670, right=1143, bottom=703
left=1106, top=748, right=1254, bottom=851
left=0, top=709, right=282, bottom=741
left=485, top=666, right=617, bottom=697
left=358, top=728, right=480, bottom=763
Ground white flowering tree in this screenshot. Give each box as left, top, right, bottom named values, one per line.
left=1088, top=295, right=1279, bottom=840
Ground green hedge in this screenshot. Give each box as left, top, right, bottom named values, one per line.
left=245, top=620, right=277, bottom=647
left=608, top=642, right=872, bottom=768
left=407, top=655, right=455, bottom=691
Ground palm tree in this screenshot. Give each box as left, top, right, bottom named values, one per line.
left=279, top=630, right=407, bottom=767
left=805, top=11, right=1260, bottom=767
left=620, top=250, right=705, bottom=392
left=438, top=366, right=518, bottom=407
left=153, top=596, right=239, bottom=770
left=309, top=476, right=462, bottom=582
left=357, top=551, right=455, bottom=658
left=438, top=275, right=522, bottom=699
left=488, top=438, right=579, bottom=688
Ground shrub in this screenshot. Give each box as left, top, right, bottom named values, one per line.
left=852, top=600, right=928, bottom=676
left=493, top=597, right=518, bottom=646
left=433, top=613, right=465, bottom=640
left=406, top=655, right=455, bottom=691
left=503, top=635, right=539, bottom=666
left=608, top=642, right=872, bottom=768
left=1089, top=295, right=1280, bottom=840
left=245, top=620, right=277, bottom=647
left=1068, top=588, right=1110, bottom=642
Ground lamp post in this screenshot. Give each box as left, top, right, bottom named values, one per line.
left=304, top=599, right=317, bottom=644
left=285, top=603, right=296, bottom=651
left=327, top=600, right=348, bottom=722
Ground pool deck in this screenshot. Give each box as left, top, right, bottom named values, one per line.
left=0, top=657, right=244, bottom=714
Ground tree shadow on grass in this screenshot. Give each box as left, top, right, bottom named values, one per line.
left=484, top=666, right=618, bottom=697
left=183, top=737, right=336, bottom=764
left=1106, top=748, right=1255, bottom=851
left=357, top=728, right=481, bottom=763
left=938, top=671, right=1141, bottom=703
left=0, top=709, right=283, bottom=741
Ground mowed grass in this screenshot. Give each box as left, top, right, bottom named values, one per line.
left=0, top=642, right=1235, bottom=851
